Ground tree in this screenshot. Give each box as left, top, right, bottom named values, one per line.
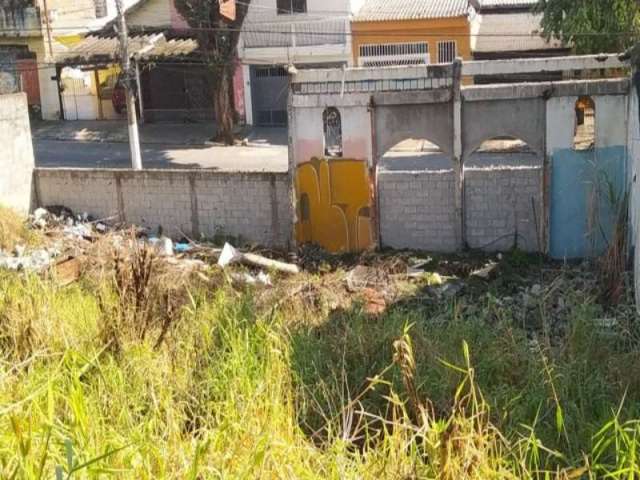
left=535, top=0, right=640, bottom=54
left=174, top=0, right=250, bottom=145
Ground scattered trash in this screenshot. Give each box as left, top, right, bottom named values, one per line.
left=218, top=242, right=300, bottom=274
left=230, top=271, right=272, bottom=287
left=433, top=281, right=464, bottom=299
left=346, top=265, right=389, bottom=291
left=0, top=247, right=59, bottom=271
left=63, top=223, right=93, bottom=240
left=174, top=243, right=192, bottom=253
left=160, top=237, right=174, bottom=257
left=218, top=242, right=242, bottom=267
left=471, top=262, right=498, bottom=280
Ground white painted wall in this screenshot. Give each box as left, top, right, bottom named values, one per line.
left=596, top=95, right=628, bottom=148
left=292, top=104, right=371, bottom=164
left=245, top=0, right=354, bottom=22
left=0, top=93, right=34, bottom=214
left=546, top=96, right=577, bottom=153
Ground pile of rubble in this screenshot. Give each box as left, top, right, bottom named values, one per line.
left=0, top=206, right=302, bottom=289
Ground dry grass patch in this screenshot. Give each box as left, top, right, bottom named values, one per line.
left=0, top=206, right=38, bottom=251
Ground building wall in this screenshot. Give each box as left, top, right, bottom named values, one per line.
left=0, top=93, right=34, bottom=214
left=0, top=37, right=60, bottom=120
left=245, top=0, right=354, bottom=22
left=378, top=170, right=457, bottom=251
left=293, top=105, right=371, bottom=165
left=127, top=0, right=174, bottom=28
left=547, top=94, right=628, bottom=259
left=351, top=17, right=471, bottom=65
left=35, top=169, right=292, bottom=247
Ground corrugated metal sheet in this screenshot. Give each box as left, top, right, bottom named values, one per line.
left=56, top=34, right=199, bottom=64
left=354, top=0, right=469, bottom=22
left=470, top=12, right=563, bottom=53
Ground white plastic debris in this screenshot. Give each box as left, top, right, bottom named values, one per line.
left=160, top=237, right=174, bottom=257
left=218, top=242, right=241, bottom=267
left=63, top=223, right=92, bottom=239
left=230, top=271, right=272, bottom=287
left=0, top=247, right=60, bottom=272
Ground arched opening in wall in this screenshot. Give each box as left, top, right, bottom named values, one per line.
left=323, top=107, right=342, bottom=157
left=574, top=96, right=596, bottom=151
left=465, top=136, right=540, bottom=169
left=464, top=136, right=543, bottom=253
left=380, top=138, right=450, bottom=172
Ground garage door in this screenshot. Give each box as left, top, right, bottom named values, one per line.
left=250, top=66, right=288, bottom=126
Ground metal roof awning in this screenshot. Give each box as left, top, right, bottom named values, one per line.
left=55, top=33, right=200, bottom=65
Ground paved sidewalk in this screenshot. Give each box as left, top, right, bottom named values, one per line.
left=32, top=120, right=288, bottom=147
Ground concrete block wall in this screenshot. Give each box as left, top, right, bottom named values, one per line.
left=35, top=169, right=292, bottom=247
left=464, top=167, right=543, bottom=251
left=0, top=93, right=35, bottom=214
left=378, top=170, right=458, bottom=251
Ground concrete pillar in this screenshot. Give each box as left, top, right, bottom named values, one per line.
left=286, top=74, right=297, bottom=250
left=452, top=58, right=464, bottom=249
left=0, top=93, right=35, bottom=214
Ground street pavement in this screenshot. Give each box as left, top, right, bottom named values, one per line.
left=33, top=121, right=288, bottom=172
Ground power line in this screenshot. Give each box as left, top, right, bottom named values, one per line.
left=0, top=22, right=635, bottom=37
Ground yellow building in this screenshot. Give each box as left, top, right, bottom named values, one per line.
left=351, top=0, right=471, bottom=67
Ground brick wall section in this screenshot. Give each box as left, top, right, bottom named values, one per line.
left=378, top=170, right=458, bottom=252
left=35, top=169, right=292, bottom=248
left=464, top=167, right=543, bottom=251
left=36, top=169, right=119, bottom=219
left=0, top=93, right=34, bottom=214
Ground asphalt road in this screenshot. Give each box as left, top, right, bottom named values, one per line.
left=34, top=139, right=289, bottom=172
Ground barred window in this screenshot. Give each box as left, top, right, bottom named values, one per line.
left=437, top=41, right=456, bottom=64
left=94, top=0, right=108, bottom=18
left=277, top=0, right=306, bottom=14
left=358, top=42, right=429, bottom=67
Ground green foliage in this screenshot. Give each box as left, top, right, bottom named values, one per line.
left=536, top=0, right=640, bottom=53
left=1, top=267, right=640, bottom=477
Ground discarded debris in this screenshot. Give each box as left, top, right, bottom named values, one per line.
left=0, top=246, right=60, bottom=271
left=218, top=242, right=300, bottom=274
left=53, top=256, right=82, bottom=286
left=346, top=265, right=389, bottom=291
left=361, top=287, right=387, bottom=315
left=471, top=262, right=498, bottom=280
left=230, top=271, right=273, bottom=287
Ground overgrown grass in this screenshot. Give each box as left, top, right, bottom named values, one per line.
left=0, top=206, right=38, bottom=251
left=1, top=253, right=640, bottom=478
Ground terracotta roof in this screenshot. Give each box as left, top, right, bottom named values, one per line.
left=55, top=33, right=199, bottom=64
left=354, top=0, right=469, bottom=22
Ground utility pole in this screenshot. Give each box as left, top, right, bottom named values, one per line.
left=116, top=0, right=142, bottom=170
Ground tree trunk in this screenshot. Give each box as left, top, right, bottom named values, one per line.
left=214, top=66, right=235, bottom=145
